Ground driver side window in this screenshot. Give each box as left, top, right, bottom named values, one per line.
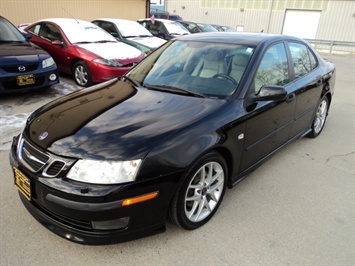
left=254, top=43, right=289, bottom=94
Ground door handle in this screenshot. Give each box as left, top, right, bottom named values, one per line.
left=286, top=93, right=296, bottom=103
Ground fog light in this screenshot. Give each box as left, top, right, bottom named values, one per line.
left=49, top=74, right=57, bottom=81
left=92, top=217, right=130, bottom=230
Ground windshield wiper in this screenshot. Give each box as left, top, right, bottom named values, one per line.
left=0, top=40, right=24, bottom=43
left=145, top=84, right=205, bottom=98
left=94, top=40, right=116, bottom=43
left=73, top=41, right=92, bottom=44
left=122, top=75, right=141, bottom=87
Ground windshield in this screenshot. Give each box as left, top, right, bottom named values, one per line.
left=0, top=18, right=27, bottom=42
left=127, top=40, right=255, bottom=99
left=61, top=20, right=117, bottom=44
left=116, top=21, right=152, bottom=37
left=164, top=22, right=190, bottom=35
left=197, top=23, right=218, bottom=32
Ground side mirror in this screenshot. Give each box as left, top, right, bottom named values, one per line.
left=51, top=40, right=63, bottom=46
left=255, top=85, right=287, bottom=101
left=23, top=33, right=32, bottom=40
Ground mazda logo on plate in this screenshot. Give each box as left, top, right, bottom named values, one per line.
left=18, top=66, right=26, bottom=72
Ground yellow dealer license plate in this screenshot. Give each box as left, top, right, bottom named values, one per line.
left=17, top=74, right=35, bottom=86
left=14, top=167, right=31, bottom=201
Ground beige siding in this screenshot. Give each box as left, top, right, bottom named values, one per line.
left=317, top=0, right=355, bottom=42
left=1, top=0, right=148, bottom=26
left=166, top=0, right=354, bottom=52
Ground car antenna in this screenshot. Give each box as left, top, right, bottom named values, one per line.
left=61, top=7, right=80, bottom=24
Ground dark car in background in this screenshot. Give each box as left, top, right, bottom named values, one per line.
left=92, top=18, right=166, bottom=55
left=178, top=20, right=218, bottom=33
left=23, top=18, right=145, bottom=87
left=10, top=32, right=335, bottom=244
left=137, top=18, right=190, bottom=40
left=211, top=24, right=235, bottom=32
left=0, top=16, right=58, bottom=94
left=150, top=12, right=183, bottom=21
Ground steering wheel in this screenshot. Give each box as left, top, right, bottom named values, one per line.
left=212, top=74, right=238, bottom=85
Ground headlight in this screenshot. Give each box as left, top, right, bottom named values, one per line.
left=67, top=159, right=142, bottom=184
left=93, top=58, right=123, bottom=67
left=42, top=57, right=55, bottom=68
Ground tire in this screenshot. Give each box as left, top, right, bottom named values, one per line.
left=73, top=61, right=92, bottom=87
left=308, top=95, right=329, bottom=138
left=169, top=151, right=227, bottom=230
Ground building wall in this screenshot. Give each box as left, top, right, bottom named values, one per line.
left=165, top=0, right=355, bottom=52
left=1, top=0, right=149, bottom=27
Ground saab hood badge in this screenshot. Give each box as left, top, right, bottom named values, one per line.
left=38, top=132, right=48, bottom=140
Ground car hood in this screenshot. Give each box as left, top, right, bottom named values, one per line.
left=0, top=42, right=48, bottom=64
left=76, top=42, right=143, bottom=61
left=126, top=36, right=166, bottom=49
left=25, top=79, right=223, bottom=160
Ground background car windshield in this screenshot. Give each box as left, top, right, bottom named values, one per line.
left=61, top=21, right=117, bottom=44
left=197, top=23, right=218, bottom=32
left=0, top=18, right=26, bottom=42
left=117, top=21, right=152, bottom=37
left=128, top=40, right=254, bottom=99
left=165, top=22, right=189, bottom=34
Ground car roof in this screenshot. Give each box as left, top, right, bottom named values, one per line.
left=175, top=32, right=304, bottom=46
left=33, top=18, right=92, bottom=28
left=138, top=18, right=178, bottom=23
left=94, top=18, right=138, bottom=25
left=178, top=20, right=211, bottom=25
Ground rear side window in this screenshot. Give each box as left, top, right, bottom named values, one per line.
left=287, top=42, right=318, bottom=79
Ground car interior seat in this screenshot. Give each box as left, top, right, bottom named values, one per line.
left=191, top=50, right=226, bottom=78
left=229, top=53, right=250, bottom=83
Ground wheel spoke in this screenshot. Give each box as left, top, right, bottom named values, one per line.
left=184, top=159, right=225, bottom=223
left=194, top=197, right=207, bottom=221
left=186, top=200, right=200, bottom=220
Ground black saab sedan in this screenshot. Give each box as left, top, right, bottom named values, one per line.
left=0, top=16, right=59, bottom=94
left=10, top=32, right=336, bottom=244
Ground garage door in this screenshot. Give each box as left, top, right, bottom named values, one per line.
left=282, top=9, right=321, bottom=39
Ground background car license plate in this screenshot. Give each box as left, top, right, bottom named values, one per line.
left=17, top=74, right=35, bottom=86
left=13, top=167, right=31, bottom=201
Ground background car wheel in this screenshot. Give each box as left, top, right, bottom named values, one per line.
left=73, top=61, right=92, bottom=87
left=308, top=95, right=329, bottom=138
left=169, top=151, right=227, bottom=230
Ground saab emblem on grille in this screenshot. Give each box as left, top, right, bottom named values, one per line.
left=18, top=66, right=26, bottom=72
left=38, top=131, right=48, bottom=140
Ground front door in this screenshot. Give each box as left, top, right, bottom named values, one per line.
left=240, top=42, right=297, bottom=172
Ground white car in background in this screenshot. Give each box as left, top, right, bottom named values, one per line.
left=92, top=18, right=166, bottom=55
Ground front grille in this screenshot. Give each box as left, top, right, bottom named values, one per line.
left=20, top=139, right=50, bottom=172
left=17, top=135, right=75, bottom=177
left=2, top=63, right=39, bottom=73
left=44, top=161, right=66, bottom=177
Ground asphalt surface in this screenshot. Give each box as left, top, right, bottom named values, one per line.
left=0, top=53, right=354, bottom=266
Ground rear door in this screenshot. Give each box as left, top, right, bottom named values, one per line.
left=286, top=41, right=324, bottom=138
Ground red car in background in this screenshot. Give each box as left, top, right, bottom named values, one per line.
left=24, top=18, right=145, bottom=87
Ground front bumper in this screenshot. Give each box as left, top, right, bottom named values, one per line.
left=10, top=135, right=181, bottom=245
left=0, top=68, right=59, bottom=94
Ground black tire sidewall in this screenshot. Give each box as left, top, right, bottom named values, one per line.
left=170, top=151, right=228, bottom=230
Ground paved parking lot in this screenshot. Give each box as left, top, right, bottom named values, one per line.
left=0, top=53, right=354, bottom=265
